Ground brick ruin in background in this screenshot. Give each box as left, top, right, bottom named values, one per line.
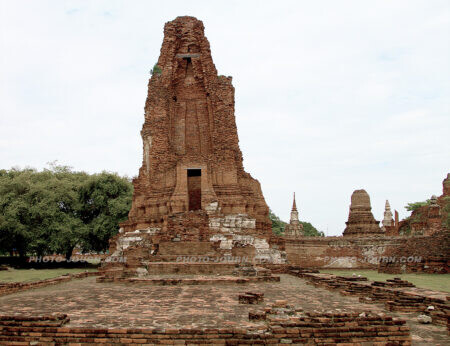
left=343, top=189, right=384, bottom=237
left=396, top=173, right=450, bottom=236
left=378, top=229, right=449, bottom=274
left=284, top=193, right=304, bottom=238
left=100, top=15, right=448, bottom=278
left=102, top=16, right=285, bottom=278
left=377, top=173, right=450, bottom=274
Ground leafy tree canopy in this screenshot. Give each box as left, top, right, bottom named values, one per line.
left=269, top=209, right=285, bottom=236
left=405, top=200, right=430, bottom=212
left=300, top=221, right=325, bottom=237
left=0, top=164, right=132, bottom=257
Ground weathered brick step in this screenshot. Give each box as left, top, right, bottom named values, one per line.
left=0, top=272, right=100, bottom=297
left=97, top=275, right=280, bottom=285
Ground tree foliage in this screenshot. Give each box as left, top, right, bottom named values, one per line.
left=78, top=173, right=132, bottom=252
left=269, top=209, right=285, bottom=235
left=0, top=165, right=132, bottom=257
left=405, top=200, right=429, bottom=212
left=300, top=221, right=325, bottom=237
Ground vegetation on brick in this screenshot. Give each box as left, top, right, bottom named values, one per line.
left=150, top=63, right=162, bottom=75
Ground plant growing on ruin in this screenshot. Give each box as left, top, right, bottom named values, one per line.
left=150, top=64, right=162, bottom=75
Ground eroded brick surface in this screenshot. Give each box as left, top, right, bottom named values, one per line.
left=343, top=189, right=384, bottom=237
left=121, top=16, right=271, bottom=233
left=0, top=275, right=447, bottom=344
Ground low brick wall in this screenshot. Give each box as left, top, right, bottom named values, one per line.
left=0, top=312, right=411, bottom=345
left=290, top=270, right=450, bottom=331
left=97, top=275, right=280, bottom=285
left=0, top=314, right=69, bottom=327
left=0, top=271, right=100, bottom=297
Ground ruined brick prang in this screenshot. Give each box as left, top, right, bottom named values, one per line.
left=343, top=189, right=384, bottom=237
left=120, top=16, right=270, bottom=232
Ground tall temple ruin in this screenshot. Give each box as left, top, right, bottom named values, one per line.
left=343, top=189, right=384, bottom=237
left=120, top=16, right=271, bottom=232
left=103, top=16, right=285, bottom=278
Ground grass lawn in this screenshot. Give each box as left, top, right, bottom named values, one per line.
left=0, top=268, right=97, bottom=283
left=319, top=269, right=450, bottom=293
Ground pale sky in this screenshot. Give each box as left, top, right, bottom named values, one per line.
left=1, top=1, right=449, bottom=236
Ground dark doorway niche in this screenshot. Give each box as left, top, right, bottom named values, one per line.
left=187, top=169, right=201, bottom=211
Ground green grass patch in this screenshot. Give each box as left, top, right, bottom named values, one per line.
left=319, top=269, right=450, bottom=293
left=0, top=268, right=97, bottom=283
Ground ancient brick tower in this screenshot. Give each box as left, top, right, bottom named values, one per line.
left=343, top=189, right=384, bottom=237
left=120, top=16, right=271, bottom=233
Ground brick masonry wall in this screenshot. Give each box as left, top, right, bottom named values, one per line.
left=378, top=230, right=449, bottom=274
left=0, top=272, right=100, bottom=297
left=284, top=236, right=408, bottom=269
left=0, top=313, right=411, bottom=345
left=290, top=269, right=449, bottom=331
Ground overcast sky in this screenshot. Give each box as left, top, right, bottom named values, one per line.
left=1, top=1, right=449, bottom=235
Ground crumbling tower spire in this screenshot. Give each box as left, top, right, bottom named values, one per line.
left=290, top=192, right=299, bottom=222
left=285, top=192, right=303, bottom=238
left=381, top=199, right=394, bottom=231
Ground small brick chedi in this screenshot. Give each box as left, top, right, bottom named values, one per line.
left=284, top=193, right=304, bottom=238
left=343, top=189, right=384, bottom=237
left=103, top=17, right=285, bottom=277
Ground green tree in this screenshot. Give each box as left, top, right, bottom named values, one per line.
left=0, top=165, right=89, bottom=258
left=405, top=200, right=429, bottom=212
left=0, top=168, right=33, bottom=256
left=78, top=172, right=132, bottom=253
left=269, top=209, right=286, bottom=235
left=300, top=221, right=324, bottom=237
left=0, top=165, right=132, bottom=258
